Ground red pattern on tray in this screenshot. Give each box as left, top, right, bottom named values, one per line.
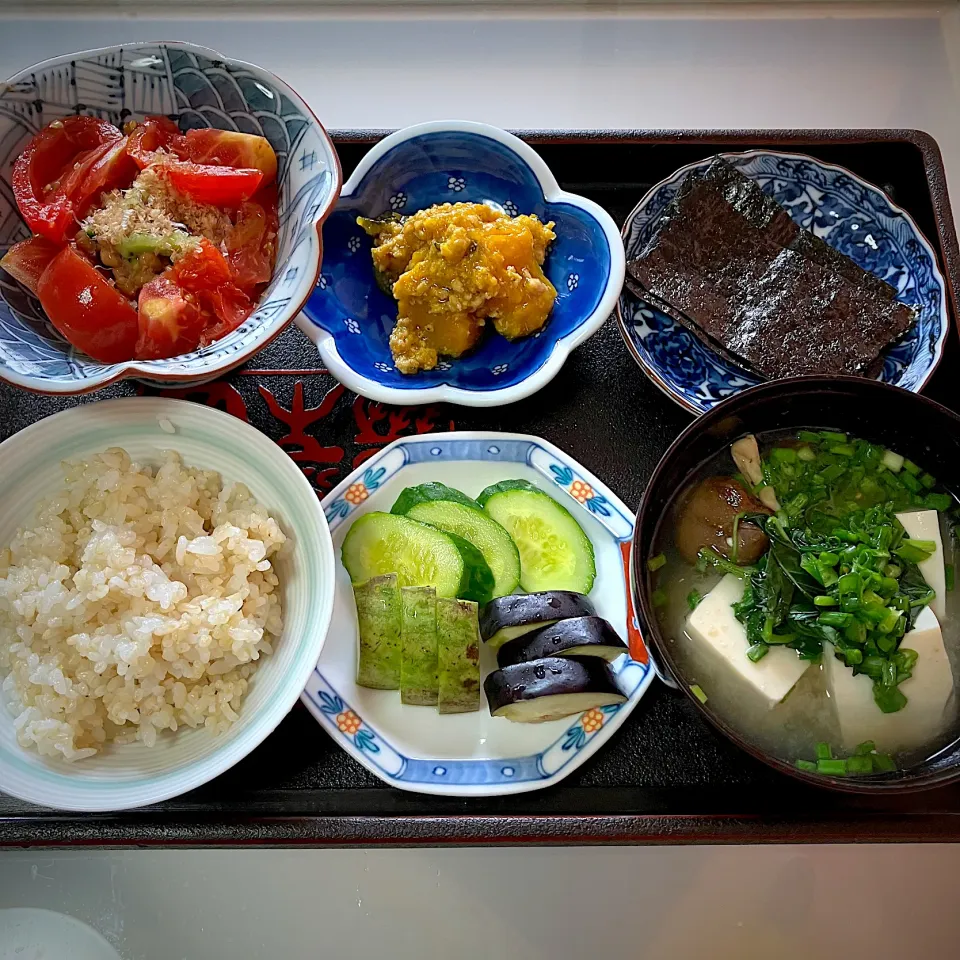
left=144, top=371, right=455, bottom=495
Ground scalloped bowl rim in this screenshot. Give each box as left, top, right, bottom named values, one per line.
left=297, top=120, right=626, bottom=408
left=0, top=40, right=343, bottom=395
left=614, top=148, right=949, bottom=416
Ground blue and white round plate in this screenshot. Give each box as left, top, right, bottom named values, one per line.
left=616, top=150, right=949, bottom=416
left=301, top=432, right=653, bottom=797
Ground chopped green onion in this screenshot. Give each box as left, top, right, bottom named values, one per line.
left=814, top=595, right=837, bottom=607
left=899, top=471, right=922, bottom=493
left=647, top=553, right=667, bottom=572
left=881, top=449, right=904, bottom=473
left=819, top=611, right=853, bottom=628
left=820, top=431, right=848, bottom=444
left=820, top=464, right=845, bottom=483
left=903, top=459, right=921, bottom=476
left=772, top=447, right=797, bottom=464
left=920, top=473, right=937, bottom=490
left=797, top=430, right=822, bottom=444
left=925, top=492, right=953, bottom=512
left=846, top=755, right=874, bottom=775
left=686, top=589, right=703, bottom=611
left=817, top=758, right=848, bottom=776
left=690, top=684, right=708, bottom=705
left=854, top=741, right=877, bottom=755
left=795, top=759, right=818, bottom=773
left=829, top=443, right=856, bottom=457
left=895, top=539, right=937, bottom=564
left=815, top=742, right=833, bottom=760
left=651, top=588, right=668, bottom=608
left=746, top=643, right=769, bottom=662
left=885, top=564, right=902, bottom=579
left=871, top=753, right=896, bottom=773
left=797, top=446, right=816, bottom=462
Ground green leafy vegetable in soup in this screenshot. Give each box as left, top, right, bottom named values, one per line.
left=709, top=431, right=946, bottom=714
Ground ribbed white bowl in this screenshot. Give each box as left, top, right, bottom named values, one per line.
left=0, top=398, right=335, bottom=811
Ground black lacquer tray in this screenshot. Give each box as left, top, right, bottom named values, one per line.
left=3, top=130, right=960, bottom=847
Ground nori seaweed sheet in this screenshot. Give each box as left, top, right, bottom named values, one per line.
left=626, top=158, right=916, bottom=379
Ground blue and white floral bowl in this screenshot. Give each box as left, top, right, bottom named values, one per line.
left=299, top=121, right=625, bottom=407
left=617, top=150, right=949, bottom=415
left=0, top=42, right=341, bottom=394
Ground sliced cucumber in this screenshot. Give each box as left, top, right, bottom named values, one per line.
left=391, top=482, right=480, bottom=515
left=341, top=512, right=494, bottom=604
left=477, top=480, right=596, bottom=594
left=392, top=483, right=521, bottom=598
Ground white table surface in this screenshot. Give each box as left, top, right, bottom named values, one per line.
left=2, top=4, right=960, bottom=958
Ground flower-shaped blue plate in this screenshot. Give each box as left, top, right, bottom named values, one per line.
left=616, top=150, right=948, bottom=415
left=0, top=42, right=341, bottom=394
left=301, top=432, right=653, bottom=797
left=299, top=121, right=625, bottom=407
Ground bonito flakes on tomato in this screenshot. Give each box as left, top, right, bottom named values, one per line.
left=7, top=114, right=279, bottom=363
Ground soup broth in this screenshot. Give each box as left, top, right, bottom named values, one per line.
left=651, top=428, right=960, bottom=773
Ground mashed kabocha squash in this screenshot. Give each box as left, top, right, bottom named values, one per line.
left=359, top=202, right=557, bottom=374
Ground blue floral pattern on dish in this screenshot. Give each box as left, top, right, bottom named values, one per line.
left=618, top=150, right=948, bottom=415
left=301, top=433, right=651, bottom=794
left=0, top=42, right=340, bottom=392
left=301, top=128, right=617, bottom=397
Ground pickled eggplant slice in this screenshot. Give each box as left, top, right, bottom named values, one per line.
left=479, top=591, right=597, bottom=650
left=496, top=616, right=628, bottom=668
left=485, top=657, right=626, bottom=723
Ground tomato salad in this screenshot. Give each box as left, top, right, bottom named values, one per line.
left=1, top=116, right=279, bottom=362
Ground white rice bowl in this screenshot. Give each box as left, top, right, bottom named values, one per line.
left=0, top=398, right=334, bottom=812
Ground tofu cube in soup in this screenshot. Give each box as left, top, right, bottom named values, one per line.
left=896, top=510, right=946, bottom=620
left=824, top=607, right=954, bottom=754
left=685, top=574, right=810, bottom=707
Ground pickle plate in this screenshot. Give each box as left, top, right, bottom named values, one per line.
left=300, top=431, right=654, bottom=797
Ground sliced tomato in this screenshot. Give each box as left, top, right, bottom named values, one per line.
left=172, top=239, right=252, bottom=344
left=135, top=275, right=207, bottom=360
left=164, top=160, right=263, bottom=206
left=0, top=236, right=63, bottom=296
left=127, top=116, right=180, bottom=168
left=36, top=245, right=138, bottom=362
left=55, top=136, right=137, bottom=221
left=171, top=129, right=277, bottom=185
left=12, top=116, right=124, bottom=242
left=196, top=284, right=252, bottom=346
left=226, top=188, right=279, bottom=291
left=173, top=237, right=233, bottom=289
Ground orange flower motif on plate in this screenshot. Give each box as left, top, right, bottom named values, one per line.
left=336, top=709, right=362, bottom=735
left=344, top=483, right=369, bottom=505
left=569, top=479, right=594, bottom=503
left=580, top=708, right=605, bottom=733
